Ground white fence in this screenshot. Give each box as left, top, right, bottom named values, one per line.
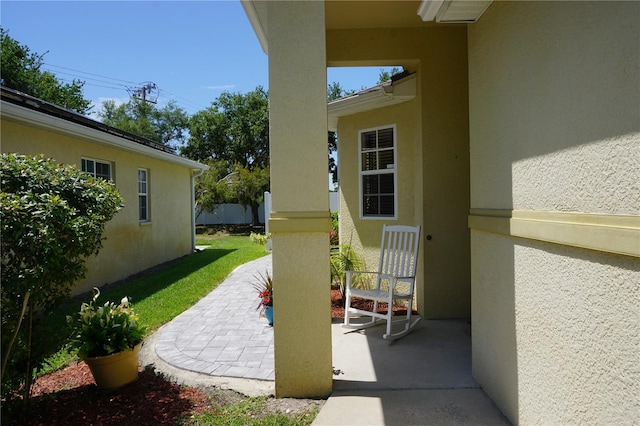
left=195, top=203, right=265, bottom=225
left=196, top=192, right=338, bottom=226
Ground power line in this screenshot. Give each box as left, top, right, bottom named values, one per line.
left=43, top=63, right=138, bottom=85
left=158, top=89, right=208, bottom=111
left=44, top=62, right=207, bottom=113
left=43, top=68, right=129, bottom=90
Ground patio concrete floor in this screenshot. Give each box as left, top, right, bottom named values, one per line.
left=317, top=319, right=511, bottom=425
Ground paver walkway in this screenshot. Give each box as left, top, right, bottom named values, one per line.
left=154, top=254, right=274, bottom=381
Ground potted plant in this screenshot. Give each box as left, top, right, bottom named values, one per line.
left=254, top=271, right=273, bottom=325
left=67, top=287, right=147, bottom=389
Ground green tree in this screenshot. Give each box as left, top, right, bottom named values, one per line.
left=378, top=66, right=403, bottom=84
left=327, top=82, right=356, bottom=185
left=181, top=105, right=229, bottom=162
left=182, top=87, right=270, bottom=224
left=232, top=164, right=270, bottom=226
left=99, top=98, right=189, bottom=151
left=1, top=154, right=123, bottom=408
left=182, top=87, right=269, bottom=168
left=0, top=28, right=91, bottom=114
left=327, top=81, right=350, bottom=102
left=194, top=159, right=234, bottom=219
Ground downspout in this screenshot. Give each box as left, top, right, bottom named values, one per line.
left=191, top=168, right=205, bottom=251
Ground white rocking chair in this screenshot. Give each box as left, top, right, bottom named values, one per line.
left=343, top=224, right=421, bottom=341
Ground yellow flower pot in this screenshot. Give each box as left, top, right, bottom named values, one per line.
left=85, top=343, right=142, bottom=390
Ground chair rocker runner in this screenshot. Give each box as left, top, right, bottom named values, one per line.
left=343, top=224, right=421, bottom=340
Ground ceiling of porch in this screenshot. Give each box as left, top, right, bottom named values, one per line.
left=325, top=1, right=437, bottom=29
left=242, top=1, right=446, bottom=54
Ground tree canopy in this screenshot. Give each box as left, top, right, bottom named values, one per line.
left=98, top=98, right=189, bottom=151
left=327, top=81, right=356, bottom=185
left=182, top=87, right=269, bottom=168
left=377, top=67, right=403, bottom=84
left=194, top=159, right=234, bottom=217
left=0, top=28, right=92, bottom=114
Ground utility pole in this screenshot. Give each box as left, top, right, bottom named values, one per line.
left=127, top=82, right=158, bottom=104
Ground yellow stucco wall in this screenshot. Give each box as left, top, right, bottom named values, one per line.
left=330, top=25, right=470, bottom=319
left=337, top=102, right=421, bottom=291
left=468, top=2, right=640, bottom=424
left=2, top=118, right=195, bottom=295
left=267, top=0, right=333, bottom=398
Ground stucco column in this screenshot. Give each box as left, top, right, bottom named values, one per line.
left=266, top=1, right=333, bottom=398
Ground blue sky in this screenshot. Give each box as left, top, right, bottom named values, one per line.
left=2, top=1, right=391, bottom=117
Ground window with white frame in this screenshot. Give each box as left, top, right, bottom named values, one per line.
left=138, top=168, right=149, bottom=222
left=359, top=125, right=396, bottom=218
left=81, top=158, right=112, bottom=180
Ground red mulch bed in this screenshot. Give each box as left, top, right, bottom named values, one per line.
left=331, top=288, right=415, bottom=318
left=5, top=289, right=410, bottom=425
left=7, top=363, right=211, bottom=425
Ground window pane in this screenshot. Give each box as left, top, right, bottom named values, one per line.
left=359, top=126, right=395, bottom=218
left=378, top=149, right=394, bottom=169
left=380, top=196, right=394, bottom=215
left=96, top=162, right=110, bottom=180
left=139, top=195, right=147, bottom=221
left=138, top=182, right=146, bottom=193
left=138, top=169, right=147, bottom=182
left=361, top=131, right=377, bottom=150
left=379, top=174, right=394, bottom=194
left=82, top=159, right=94, bottom=174
left=377, top=128, right=393, bottom=148
left=362, top=175, right=379, bottom=195
left=363, top=195, right=379, bottom=215
left=361, top=152, right=377, bottom=171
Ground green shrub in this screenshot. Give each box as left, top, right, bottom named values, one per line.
left=249, top=231, right=271, bottom=245
left=1, top=153, right=122, bottom=407
left=330, top=212, right=339, bottom=245
left=330, top=244, right=366, bottom=299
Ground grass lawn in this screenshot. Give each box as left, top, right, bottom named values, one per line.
left=36, top=233, right=268, bottom=376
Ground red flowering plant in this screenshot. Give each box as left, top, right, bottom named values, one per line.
left=253, top=271, right=273, bottom=311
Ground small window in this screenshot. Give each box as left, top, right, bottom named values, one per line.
left=359, top=126, right=397, bottom=219
left=82, top=158, right=112, bottom=180
left=138, top=168, right=149, bottom=222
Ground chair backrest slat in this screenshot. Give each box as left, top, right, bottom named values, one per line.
left=378, top=224, right=421, bottom=277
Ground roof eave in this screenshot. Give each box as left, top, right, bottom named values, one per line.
left=1, top=100, right=209, bottom=172
left=241, top=0, right=268, bottom=54
left=327, top=74, right=416, bottom=132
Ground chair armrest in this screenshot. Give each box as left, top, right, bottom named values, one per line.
left=379, top=275, right=415, bottom=293
left=345, top=271, right=382, bottom=290
left=379, top=274, right=415, bottom=282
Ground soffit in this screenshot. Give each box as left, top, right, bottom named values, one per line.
left=241, top=0, right=440, bottom=54
left=325, top=1, right=436, bottom=29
